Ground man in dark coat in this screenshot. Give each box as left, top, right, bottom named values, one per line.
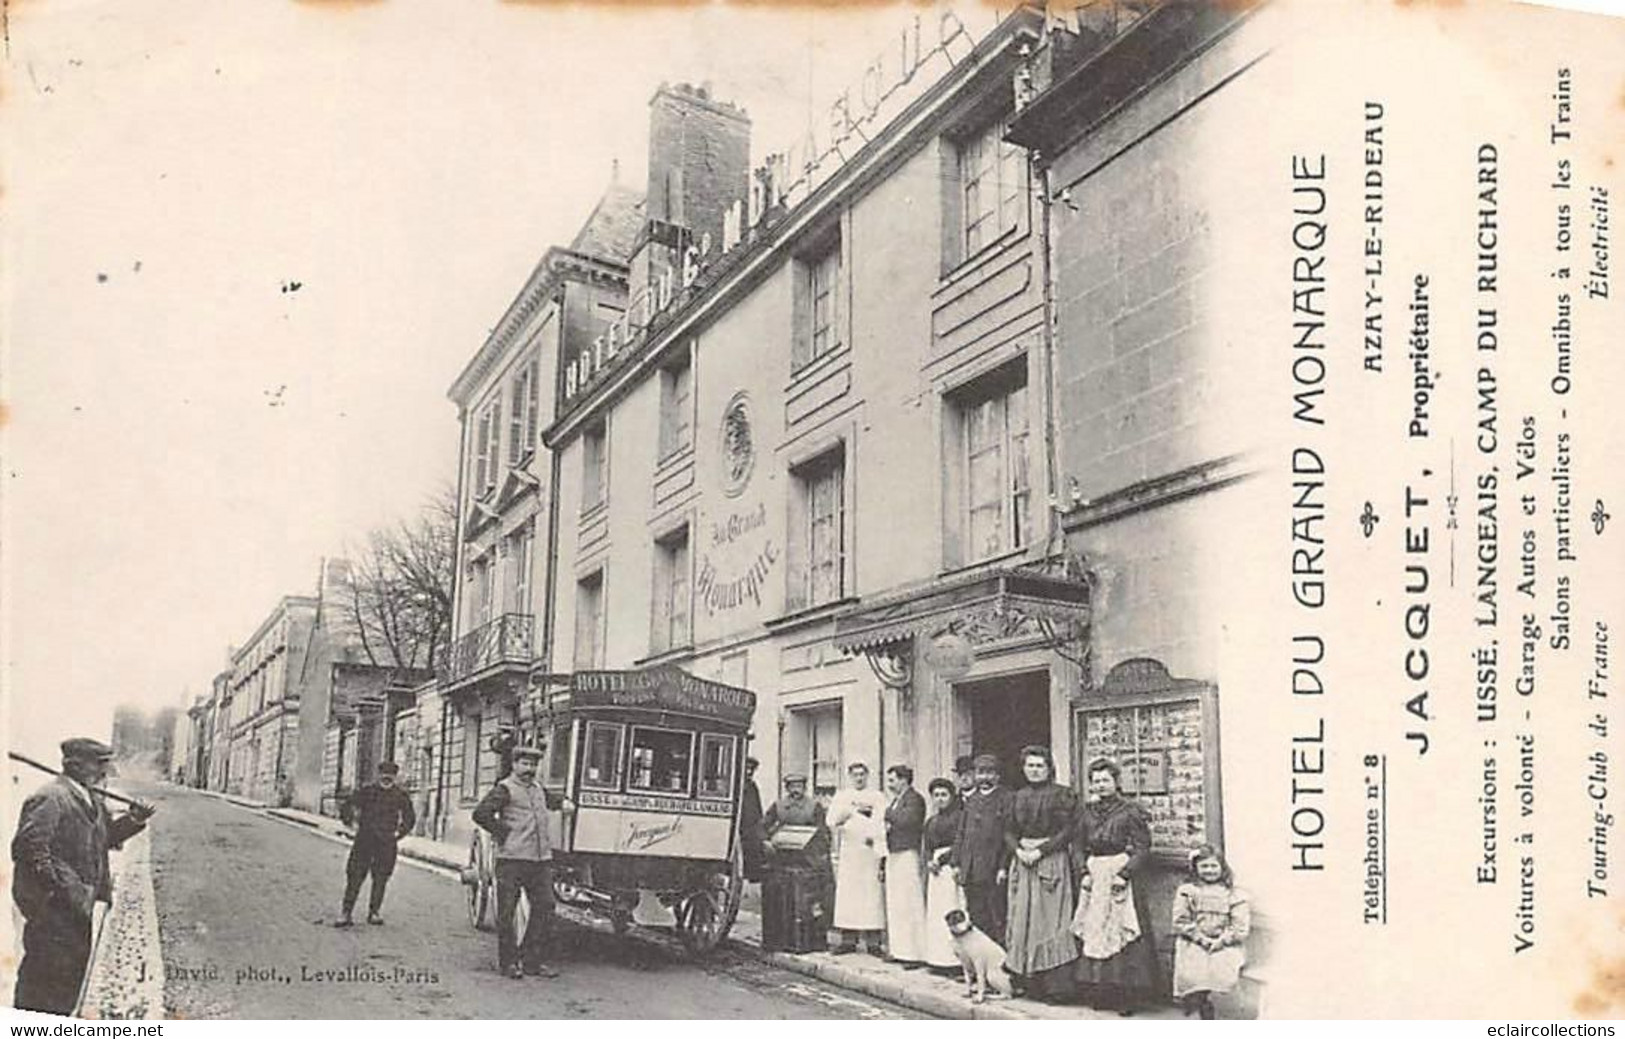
left=336, top=761, right=415, bottom=927
left=738, top=757, right=766, bottom=883
left=11, top=738, right=153, bottom=1016
left=951, top=753, right=1013, bottom=945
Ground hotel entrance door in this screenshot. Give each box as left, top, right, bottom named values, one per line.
left=958, top=670, right=1051, bottom=787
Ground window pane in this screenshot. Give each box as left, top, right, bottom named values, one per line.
left=582, top=722, right=623, bottom=788
left=670, top=535, right=690, bottom=647
left=628, top=728, right=694, bottom=795
left=698, top=734, right=734, bottom=800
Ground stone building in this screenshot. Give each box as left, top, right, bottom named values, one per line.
left=539, top=10, right=1101, bottom=805
left=428, top=178, right=644, bottom=846
left=427, top=2, right=1272, bottom=1006
left=1006, top=0, right=1270, bottom=1002
left=223, top=596, right=318, bottom=802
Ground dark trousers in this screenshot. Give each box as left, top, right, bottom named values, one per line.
left=343, top=837, right=398, bottom=915
left=963, top=880, right=1008, bottom=947
left=14, top=908, right=93, bottom=1016
left=495, top=859, right=556, bottom=970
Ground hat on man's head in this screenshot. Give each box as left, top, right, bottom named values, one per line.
left=745, top=756, right=760, bottom=768
left=511, top=745, right=545, bottom=761
left=972, top=753, right=1000, bottom=769
left=377, top=761, right=401, bottom=776
left=783, top=772, right=808, bottom=786
left=954, top=755, right=976, bottom=773
left=61, top=738, right=115, bottom=763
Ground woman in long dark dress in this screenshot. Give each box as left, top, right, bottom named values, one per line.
left=1073, top=757, right=1159, bottom=1013
left=920, top=777, right=966, bottom=974
left=1003, top=745, right=1079, bottom=1001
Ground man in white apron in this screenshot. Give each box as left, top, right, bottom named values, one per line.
left=827, top=761, right=886, bottom=955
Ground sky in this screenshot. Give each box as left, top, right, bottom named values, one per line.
left=4, top=0, right=1612, bottom=763
left=1, top=0, right=1001, bottom=762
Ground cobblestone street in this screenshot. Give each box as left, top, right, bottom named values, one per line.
left=109, top=784, right=916, bottom=1020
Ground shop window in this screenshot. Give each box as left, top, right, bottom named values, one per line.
left=581, top=721, right=624, bottom=790
left=943, top=358, right=1031, bottom=567
left=807, top=705, right=842, bottom=799
left=627, top=726, right=694, bottom=797
left=697, top=734, right=736, bottom=801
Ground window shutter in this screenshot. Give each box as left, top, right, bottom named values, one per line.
left=489, top=401, right=503, bottom=490
left=525, top=358, right=540, bottom=448
left=474, top=410, right=491, bottom=496
left=786, top=476, right=809, bottom=612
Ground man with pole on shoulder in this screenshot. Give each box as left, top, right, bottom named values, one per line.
left=10, top=738, right=154, bottom=1016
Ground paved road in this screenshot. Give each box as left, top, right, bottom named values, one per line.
left=143, top=785, right=919, bottom=1020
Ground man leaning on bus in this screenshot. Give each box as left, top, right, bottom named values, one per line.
left=472, top=742, right=576, bottom=980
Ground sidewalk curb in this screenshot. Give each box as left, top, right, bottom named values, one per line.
left=737, top=946, right=1030, bottom=1021
left=210, top=792, right=1084, bottom=1020
left=770, top=950, right=1027, bottom=1020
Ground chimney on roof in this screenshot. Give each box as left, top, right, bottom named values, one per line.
left=627, top=82, right=751, bottom=310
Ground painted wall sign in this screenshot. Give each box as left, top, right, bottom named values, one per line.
left=695, top=533, right=779, bottom=617
left=561, top=9, right=986, bottom=407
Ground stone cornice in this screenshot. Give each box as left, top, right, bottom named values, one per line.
left=448, top=247, right=629, bottom=408
left=543, top=8, right=1046, bottom=448
left=1062, top=453, right=1257, bottom=532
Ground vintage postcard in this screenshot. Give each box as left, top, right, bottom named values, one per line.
left=2, top=0, right=1621, bottom=1023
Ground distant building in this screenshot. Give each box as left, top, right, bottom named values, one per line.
left=320, top=664, right=434, bottom=818
left=207, top=666, right=233, bottom=792
left=223, top=596, right=319, bottom=802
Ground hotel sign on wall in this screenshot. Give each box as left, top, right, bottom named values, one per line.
left=562, top=10, right=984, bottom=406
left=695, top=393, right=779, bottom=620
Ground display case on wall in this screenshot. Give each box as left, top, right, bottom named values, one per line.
left=1073, top=658, right=1222, bottom=861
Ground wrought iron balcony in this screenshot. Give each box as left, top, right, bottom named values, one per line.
left=441, top=613, right=534, bottom=688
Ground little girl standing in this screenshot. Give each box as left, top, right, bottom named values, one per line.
left=1171, top=845, right=1250, bottom=1019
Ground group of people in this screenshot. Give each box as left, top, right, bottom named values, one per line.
left=752, top=748, right=1249, bottom=1017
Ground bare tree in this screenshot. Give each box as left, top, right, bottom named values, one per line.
left=335, top=485, right=456, bottom=670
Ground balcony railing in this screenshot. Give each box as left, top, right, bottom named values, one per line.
left=441, top=613, right=534, bottom=687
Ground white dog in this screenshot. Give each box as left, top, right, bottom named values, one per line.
left=945, top=909, right=1013, bottom=1004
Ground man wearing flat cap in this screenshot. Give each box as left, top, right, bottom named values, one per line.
left=11, top=738, right=154, bottom=1016
left=336, top=760, right=415, bottom=927
left=473, top=741, right=575, bottom=979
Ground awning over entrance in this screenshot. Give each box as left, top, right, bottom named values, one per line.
left=831, top=567, right=1091, bottom=654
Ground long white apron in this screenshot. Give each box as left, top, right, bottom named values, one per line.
left=829, top=789, right=886, bottom=930
left=884, top=849, right=927, bottom=962
left=923, top=862, right=966, bottom=968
